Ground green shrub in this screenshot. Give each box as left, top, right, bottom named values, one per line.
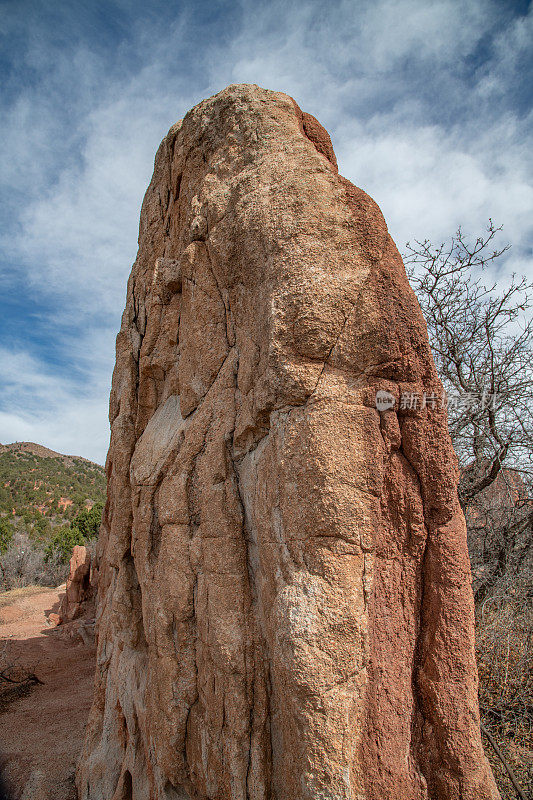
left=0, top=517, right=14, bottom=554
left=71, top=503, right=103, bottom=540
left=45, top=525, right=85, bottom=564
left=33, top=516, right=50, bottom=538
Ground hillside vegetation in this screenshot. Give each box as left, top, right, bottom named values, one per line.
left=0, top=442, right=106, bottom=590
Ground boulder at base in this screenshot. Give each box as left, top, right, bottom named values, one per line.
left=59, top=545, right=93, bottom=623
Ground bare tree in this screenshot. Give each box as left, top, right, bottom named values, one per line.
left=405, top=221, right=533, bottom=601
left=405, top=223, right=533, bottom=798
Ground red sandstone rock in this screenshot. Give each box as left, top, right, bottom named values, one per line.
left=59, top=545, right=93, bottom=623
left=78, top=84, right=499, bottom=800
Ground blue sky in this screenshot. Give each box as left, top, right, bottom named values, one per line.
left=0, top=0, right=531, bottom=464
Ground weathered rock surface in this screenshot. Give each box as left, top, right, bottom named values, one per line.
left=78, top=85, right=499, bottom=800
left=59, top=544, right=93, bottom=623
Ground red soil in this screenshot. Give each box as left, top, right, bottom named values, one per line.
left=0, top=587, right=95, bottom=799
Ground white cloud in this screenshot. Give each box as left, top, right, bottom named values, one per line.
left=354, top=0, right=492, bottom=69
left=0, top=403, right=109, bottom=466
left=337, top=118, right=533, bottom=271
left=0, top=345, right=111, bottom=463
left=0, top=0, right=531, bottom=460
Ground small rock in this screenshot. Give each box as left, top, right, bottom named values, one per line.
left=58, top=546, right=93, bottom=624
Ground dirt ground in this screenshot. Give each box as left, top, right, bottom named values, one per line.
left=0, top=586, right=96, bottom=800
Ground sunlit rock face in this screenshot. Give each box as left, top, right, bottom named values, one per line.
left=78, top=84, right=499, bottom=800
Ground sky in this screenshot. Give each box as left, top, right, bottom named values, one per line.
left=0, top=0, right=531, bottom=464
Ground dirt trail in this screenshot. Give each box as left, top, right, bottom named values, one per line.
left=0, top=586, right=95, bottom=800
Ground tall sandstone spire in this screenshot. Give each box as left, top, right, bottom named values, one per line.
left=78, top=85, right=499, bottom=800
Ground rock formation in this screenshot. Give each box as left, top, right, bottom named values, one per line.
left=78, top=85, right=499, bottom=800
left=58, top=544, right=94, bottom=623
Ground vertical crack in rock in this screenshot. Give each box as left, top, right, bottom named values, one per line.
left=225, top=434, right=273, bottom=800
left=78, top=84, right=500, bottom=800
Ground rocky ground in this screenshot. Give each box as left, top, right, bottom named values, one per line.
left=0, top=586, right=95, bottom=799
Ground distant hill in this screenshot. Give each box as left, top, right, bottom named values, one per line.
left=0, top=440, right=101, bottom=466
left=0, top=442, right=106, bottom=525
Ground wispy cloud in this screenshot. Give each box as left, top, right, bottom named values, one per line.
left=0, top=0, right=531, bottom=463
left=0, top=343, right=110, bottom=463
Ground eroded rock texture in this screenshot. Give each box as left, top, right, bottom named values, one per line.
left=78, top=85, right=498, bottom=800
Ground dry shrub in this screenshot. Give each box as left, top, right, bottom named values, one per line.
left=476, top=576, right=532, bottom=798
left=0, top=532, right=67, bottom=592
